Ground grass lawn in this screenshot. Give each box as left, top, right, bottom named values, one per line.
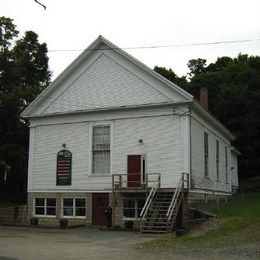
left=140, top=192, right=260, bottom=250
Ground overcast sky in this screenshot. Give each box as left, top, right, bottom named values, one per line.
left=1, top=0, right=260, bottom=80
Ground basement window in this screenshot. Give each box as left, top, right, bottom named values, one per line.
left=62, top=198, right=86, bottom=218
left=122, top=198, right=145, bottom=219
left=34, top=198, right=56, bottom=217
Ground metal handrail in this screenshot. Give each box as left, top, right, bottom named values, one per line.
left=166, top=176, right=182, bottom=221
left=166, top=173, right=188, bottom=224
left=140, top=174, right=160, bottom=220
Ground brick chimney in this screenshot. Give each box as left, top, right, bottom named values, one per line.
left=199, top=87, right=208, bottom=110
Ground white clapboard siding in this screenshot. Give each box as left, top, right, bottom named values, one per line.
left=43, top=54, right=171, bottom=115
left=113, top=115, right=182, bottom=188
left=31, top=113, right=182, bottom=191
left=191, top=113, right=232, bottom=193
left=231, top=151, right=239, bottom=187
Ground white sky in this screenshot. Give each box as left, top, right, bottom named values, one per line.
left=1, top=0, right=260, bottom=80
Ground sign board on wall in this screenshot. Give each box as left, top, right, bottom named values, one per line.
left=56, top=150, right=72, bottom=185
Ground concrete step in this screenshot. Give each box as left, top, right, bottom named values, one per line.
left=141, top=229, right=167, bottom=234
left=142, top=225, right=168, bottom=230
left=143, top=221, right=168, bottom=225
left=153, top=201, right=171, bottom=204
left=151, top=205, right=169, bottom=209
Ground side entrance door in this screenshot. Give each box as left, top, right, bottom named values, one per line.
left=92, top=193, right=109, bottom=226
left=127, top=155, right=141, bottom=187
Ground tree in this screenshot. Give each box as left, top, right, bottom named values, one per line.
left=154, top=66, right=189, bottom=91
left=189, top=54, right=260, bottom=180
left=0, top=17, right=51, bottom=201
left=154, top=54, right=260, bottom=181
left=187, top=58, right=207, bottom=78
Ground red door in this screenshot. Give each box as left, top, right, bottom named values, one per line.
left=127, top=155, right=141, bottom=187
left=92, top=193, right=109, bottom=226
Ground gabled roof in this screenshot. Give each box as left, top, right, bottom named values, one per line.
left=21, top=35, right=235, bottom=140
left=21, top=35, right=193, bottom=118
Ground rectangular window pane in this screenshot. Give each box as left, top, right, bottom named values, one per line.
left=123, top=209, right=135, bottom=218
left=225, top=147, right=228, bottom=183
left=47, top=198, right=56, bottom=207
left=63, top=199, right=73, bottom=207
left=205, top=156, right=208, bottom=177
left=63, top=207, right=73, bottom=216
left=46, top=207, right=56, bottom=216
left=216, top=140, right=219, bottom=160
left=35, top=207, right=44, bottom=215
left=123, top=199, right=135, bottom=208
left=204, top=132, right=209, bottom=177
left=35, top=198, right=44, bottom=206
left=216, top=140, right=220, bottom=180
left=75, top=207, right=86, bottom=217
left=75, top=199, right=86, bottom=207
left=92, top=151, right=110, bottom=174
left=93, top=126, right=110, bottom=147
left=204, top=132, right=209, bottom=155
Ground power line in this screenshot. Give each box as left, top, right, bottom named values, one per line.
left=48, top=38, right=260, bottom=52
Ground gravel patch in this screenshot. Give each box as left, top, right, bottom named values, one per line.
left=0, top=225, right=259, bottom=260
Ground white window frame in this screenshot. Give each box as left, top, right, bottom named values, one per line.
left=61, top=198, right=87, bottom=219
left=89, top=122, right=113, bottom=176
left=34, top=198, right=56, bottom=218
left=122, top=198, right=146, bottom=220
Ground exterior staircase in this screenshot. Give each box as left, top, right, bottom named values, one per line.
left=140, top=173, right=188, bottom=233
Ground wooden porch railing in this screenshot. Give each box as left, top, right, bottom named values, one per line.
left=112, top=173, right=161, bottom=191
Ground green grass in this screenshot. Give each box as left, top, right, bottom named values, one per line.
left=140, top=192, right=260, bottom=250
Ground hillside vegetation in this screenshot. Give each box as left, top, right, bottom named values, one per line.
left=140, top=192, right=260, bottom=258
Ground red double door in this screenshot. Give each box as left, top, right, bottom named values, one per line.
left=127, top=155, right=143, bottom=187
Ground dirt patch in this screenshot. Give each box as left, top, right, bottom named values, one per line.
left=188, top=218, right=222, bottom=237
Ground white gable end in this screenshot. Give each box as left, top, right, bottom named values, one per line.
left=22, top=36, right=193, bottom=118
left=42, top=53, right=173, bottom=115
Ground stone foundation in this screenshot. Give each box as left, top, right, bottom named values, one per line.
left=0, top=205, right=28, bottom=225
left=26, top=190, right=231, bottom=229
left=28, top=192, right=92, bottom=227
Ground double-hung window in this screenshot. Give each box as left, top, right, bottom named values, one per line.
left=34, top=198, right=56, bottom=217
left=216, top=140, right=220, bottom=180
left=62, top=198, right=86, bottom=218
left=204, top=132, right=209, bottom=178
left=225, top=147, right=228, bottom=183
left=92, top=125, right=110, bottom=175
left=122, top=198, right=145, bottom=219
